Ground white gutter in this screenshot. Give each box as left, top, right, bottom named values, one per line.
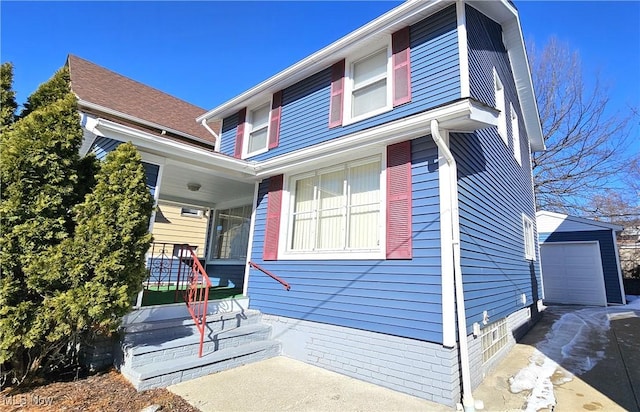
left=430, top=119, right=477, bottom=412
left=78, top=99, right=216, bottom=148
left=196, top=0, right=448, bottom=123
left=94, top=118, right=254, bottom=178
left=200, top=119, right=221, bottom=152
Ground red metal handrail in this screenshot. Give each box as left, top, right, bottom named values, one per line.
left=180, top=244, right=212, bottom=358
left=248, top=261, right=291, bottom=291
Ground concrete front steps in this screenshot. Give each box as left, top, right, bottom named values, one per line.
left=117, top=309, right=280, bottom=390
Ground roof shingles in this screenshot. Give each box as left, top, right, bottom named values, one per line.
left=67, top=54, right=215, bottom=143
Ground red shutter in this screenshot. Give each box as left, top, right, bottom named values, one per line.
left=234, top=108, right=247, bottom=158
left=268, top=91, right=282, bottom=149
left=392, top=27, right=412, bottom=107
left=328, top=59, right=345, bottom=128
left=386, top=141, right=412, bottom=259
left=264, top=174, right=284, bottom=261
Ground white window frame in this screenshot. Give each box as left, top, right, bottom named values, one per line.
left=180, top=207, right=204, bottom=218
left=243, top=101, right=271, bottom=158
left=523, top=214, right=536, bottom=260
left=207, top=203, right=253, bottom=264
left=342, top=37, right=393, bottom=126
left=278, top=152, right=386, bottom=260
left=494, top=68, right=507, bottom=145
left=510, top=103, right=522, bottom=165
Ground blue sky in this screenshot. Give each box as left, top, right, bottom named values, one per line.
left=1, top=1, right=638, bottom=144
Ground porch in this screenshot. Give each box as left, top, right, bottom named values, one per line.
left=138, top=155, right=257, bottom=308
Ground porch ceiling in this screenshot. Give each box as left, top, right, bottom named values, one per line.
left=158, top=163, right=255, bottom=208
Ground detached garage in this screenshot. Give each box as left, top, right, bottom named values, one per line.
left=537, top=211, right=626, bottom=306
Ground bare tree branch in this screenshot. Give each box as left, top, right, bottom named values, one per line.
left=527, top=37, right=639, bottom=215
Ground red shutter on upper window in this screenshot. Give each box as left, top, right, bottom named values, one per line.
left=234, top=108, right=247, bottom=158
left=264, top=174, right=284, bottom=261
left=386, top=141, right=412, bottom=259
left=328, top=59, right=345, bottom=128
left=268, top=91, right=282, bottom=149
left=392, top=27, right=412, bottom=107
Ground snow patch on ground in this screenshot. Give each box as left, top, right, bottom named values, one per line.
left=509, top=297, right=640, bottom=411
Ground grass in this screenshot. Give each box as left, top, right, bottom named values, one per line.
left=141, top=286, right=243, bottom=306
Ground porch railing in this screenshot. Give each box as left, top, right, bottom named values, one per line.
left=181, top=244, right=211, bottom=358
left=144, top=242, right=211, bottom=357
left=248, top=261, right=291, bottom=291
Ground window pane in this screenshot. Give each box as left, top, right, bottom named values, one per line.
left=210, top=205, right=251, bottom=259
left=353, top=49, right=387, bottom=88
left=251, top=105, right=270, bottom=128
left=349, top=205, right=379, bottom=249
left=317, top=169, right=345, bottom=249
left=348, top=161, right=380, bottom=249
left=352, top=79, right=387, bottom=118
left=291, top=177, right=315, bottom=251
left=291, top=212, right=314, bottom=250
left=248, top=127, right=268, bottom=154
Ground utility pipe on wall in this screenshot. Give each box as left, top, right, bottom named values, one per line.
left=201, top=119, right=221, bottom=151
left=430, top=119, right=477, bottom=412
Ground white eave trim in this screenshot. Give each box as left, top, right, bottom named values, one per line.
left=93, top=118, right=255, bottom=179
left=196, top=0, right=449, bottom=123
left=254, top=98, right=498, bottom=177
left=536, top=210, right=624, bottom=232
left=78, top=99, right=215, bottom=148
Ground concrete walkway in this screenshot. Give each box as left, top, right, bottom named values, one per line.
left=168, top=356, right=450, bottom=411
left=169, top=304, right=640, bottom=412
left=474, top=305, right=640, bottom=412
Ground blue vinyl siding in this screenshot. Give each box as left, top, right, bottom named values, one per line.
left=452, top=6, right=541, bottom=332
left=221, top=6, right=460, bottom=160
left=90, top=136, right=160, bottom=198
left=205, top=264, right=245, bottom=289
left=91, top=136, right=122, bottom=160
left=539, top=231, right=623, bottom=304
left=247, top=136, right=443, bottom=342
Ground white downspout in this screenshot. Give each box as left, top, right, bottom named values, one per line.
left=430, top=119, right=477, bottom=412
left=200, top=119, right=221, bottom=152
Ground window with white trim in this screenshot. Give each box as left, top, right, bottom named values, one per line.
left=523, top=214, right=535, bottom=260
left=209, top=205, right=252, bottom=261
left=511, top=103, right=521, bottom=165
left=244, top=103, right=270, bottom=157
left=286, top=156, right=382, bottom=257
left=494, top=68, right=507, bottom=145
left=344, top=43, right=392, bottom=124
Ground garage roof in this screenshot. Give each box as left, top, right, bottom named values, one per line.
left=537, top=210, right=623, bottom=234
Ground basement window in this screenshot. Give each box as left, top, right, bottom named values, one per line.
left=481, top=318, right=508, bottom=363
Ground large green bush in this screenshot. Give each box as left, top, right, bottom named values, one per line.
left=0, top=66, right=153, bottom=386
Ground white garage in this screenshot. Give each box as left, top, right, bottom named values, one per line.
left=537, top=211, right=626, bottom=306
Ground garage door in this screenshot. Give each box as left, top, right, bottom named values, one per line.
left=540, top=242, right=607, bottom=306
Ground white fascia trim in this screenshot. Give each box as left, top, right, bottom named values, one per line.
left=536, top=210, right=624, bottom=232
left=456, top=1, right=470, bottom=98
left=243, top=181, right=260, bottom=297
left=611, top=230, right=626, bottom=305
left=79, top=99, right=215, bottom=148
left=94, top=118, right=256, bottom=178
left=196, top=0, right=450, bottom=123
left=255, top=98, right=497, bottom=177
left=501, top=17, right=545, bottom=152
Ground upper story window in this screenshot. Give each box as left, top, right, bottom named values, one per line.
left=523, top=214, right=536, bottom=260
left=284, top=155, right=383, bottom=259
left=493, top=68, right=507, bottom=145
left=349, top=48, right=391, bottom=120
left=328, top=27, right=411, bottom=128
left=244, top=104, right=271, bottom=157
left=510, top=103, right=521, bottom=165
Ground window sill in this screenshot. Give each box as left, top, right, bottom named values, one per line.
left=278, top=250, right=385, bottom=261
left=341, top=104, right=392, bottom=127
left=243, top=146, right=268, bottom=159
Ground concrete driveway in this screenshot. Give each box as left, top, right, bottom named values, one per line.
left=474, top=303, right=640, bottom=412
